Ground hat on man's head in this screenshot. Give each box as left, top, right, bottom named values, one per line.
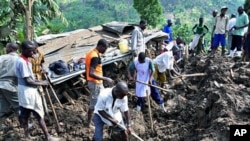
left=221, top=6, right=228, bottom=10
left=167, top=19, right=172, bottom=24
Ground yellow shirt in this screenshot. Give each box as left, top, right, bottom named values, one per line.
left=30, top=51, right=44, bottom=80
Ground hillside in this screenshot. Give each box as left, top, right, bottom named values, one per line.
left=50, top=0, right=245, bottom=32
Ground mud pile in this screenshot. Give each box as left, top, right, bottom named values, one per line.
left=1, top=53, right=250, bottom=141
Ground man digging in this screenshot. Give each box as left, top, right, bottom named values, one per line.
left=92, top=81, right=132, bottom=141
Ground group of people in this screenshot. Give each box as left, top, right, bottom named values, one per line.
left=85, top=19, right=180, bottom=140
left=172, top=5, right=249, bottom=59
left=0, top=41, right=60, bottom=140
left=3, top=6, right=248, bottom=140
left=0, top=20, right=175, bottom=141
left=201, top=6, right=249, bottom=58
left=86, top=10, right=250, bottom=139
left=216, top=6, right=248, bottom=58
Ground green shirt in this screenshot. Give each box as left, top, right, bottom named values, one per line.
left=233, top=12, right=249, bottom=36
left=195, top=24, right=205, bottom=35
left=129, top=59, right=154, bottom=72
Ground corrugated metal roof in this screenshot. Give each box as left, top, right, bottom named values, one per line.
left=36, top=21, right=168, bottom=74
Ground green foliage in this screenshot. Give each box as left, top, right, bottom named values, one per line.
left=133, top=0, right=165, bottom=28
left=0, top=0, right=67, bottom=42
left=50, top=0, right=139, bottom=32
left=172, top=24, right=192, bottom=43
left=0, top=43, right=6, bottom=55
left=1, top=0, right=246, bottom=46
left=244, top=0, right=250, bottom=16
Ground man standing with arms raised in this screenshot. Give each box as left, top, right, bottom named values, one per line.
left=85, top=39, right=114, bottom=128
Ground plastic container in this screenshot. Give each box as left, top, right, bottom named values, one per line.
left=118, top=39, right=129, bottom=53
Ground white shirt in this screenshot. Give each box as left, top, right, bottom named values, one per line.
left=0, top=52, right=19, bottom=92
left=214, top=15, right=229, bottom=34
left=131, top=26, right=145, bottom=54
left=153, top=51, right=173, bottom=72
left=227, top=18, right=236, bottom=31
left=94, top=88, right=129, bottom=126
left=15, top=57, right=44, bottom=118
left=134, top=57, right=151, bottom=97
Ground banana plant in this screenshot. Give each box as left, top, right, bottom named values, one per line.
left=0, top=0, right=67, bottom=42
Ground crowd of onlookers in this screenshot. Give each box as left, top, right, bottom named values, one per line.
left=162, top=6, right=249, bottom=60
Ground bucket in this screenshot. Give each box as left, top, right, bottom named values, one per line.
left=118, top=39, right=129, bottom=53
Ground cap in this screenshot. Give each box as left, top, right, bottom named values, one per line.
left=167, top=19, right=172, bottom=24
left=221, top=6, right=228, bottom=10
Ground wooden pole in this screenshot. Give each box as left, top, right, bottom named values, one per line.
left=38, top=86, right=49, bottom=117
left=178, top=73, right=207, bottom=78
left=44, top=73, right=63, bottom=108
left=146, top=91, right=154, bottom=132
left=136, top=80, right=173, bottom=92
left=44, top=87, right=60, bottom=131
left=116, top=123, right=144, bottom=141
left=62, top=91, right=75, bottom=105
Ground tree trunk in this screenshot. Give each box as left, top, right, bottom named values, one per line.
left=25, top=0, right=33, bottom=40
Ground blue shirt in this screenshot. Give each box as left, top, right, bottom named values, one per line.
left=163, top=25, right=173, bottom=42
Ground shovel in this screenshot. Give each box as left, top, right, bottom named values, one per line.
left=116, top=123, right=144, bottom=141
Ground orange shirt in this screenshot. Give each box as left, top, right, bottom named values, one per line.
left=85, top=48, right=103, bottom=84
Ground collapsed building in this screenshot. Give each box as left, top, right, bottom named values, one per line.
left=35, top=21, right=168, bottom=104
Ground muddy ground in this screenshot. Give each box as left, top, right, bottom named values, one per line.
left=1, top=51, right=250, bottom=141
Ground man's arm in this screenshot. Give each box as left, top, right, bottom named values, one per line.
left=40, top=54, right=45, bottom=72
left=98, top=110, right=118, bottom=125
left=235, top=15, right=249, bottom=29
left=203, top=25, right=209, bottom=36
left=127, top=61, right=136, bottom=80
left=131, top=29, right=138, bottom=52
left=123, top=111, right=131, bottom=127
left=192, top=24, right=197, bottom=34
left=17, top=59, right=48, bottom=86
left=148, top=60, right=154, bottom=84
left=25, top=77, right=48, bottom=86
left=212, top=17, right=217, bottom=36
left=89, top=57, right=112, bottom=82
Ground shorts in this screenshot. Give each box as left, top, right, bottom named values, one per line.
left=88, top=81, right=104, bottom=110
left=19, top=106, right=41, bottom=120
left=213, top=34, right=226, bottom=48
left=153, top=64, right=166, bottom=84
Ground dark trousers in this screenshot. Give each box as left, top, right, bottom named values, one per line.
left=231, top=35, right=243, bottom=51
left=136, top=79, right=164, bottom=107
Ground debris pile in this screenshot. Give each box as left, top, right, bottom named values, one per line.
left=1, top=53, right=250, bottom=141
